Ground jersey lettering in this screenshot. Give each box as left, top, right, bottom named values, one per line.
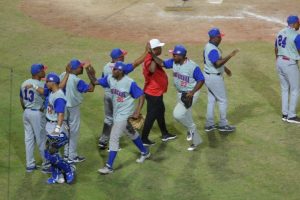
left=23, top=88, right=34, bottom=102
left=278, top=35, right=287, bottom=48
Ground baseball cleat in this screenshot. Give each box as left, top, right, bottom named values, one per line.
left=142, top=139, right=156, bottom=146
left=98, top=165, right=113, bottom=175
left=68, top=156, right=85, bottom=164
left=287, top=116, right=300, bottom=124
left=136, top=152, right=151, bottom=163
left=187, top=144, right=198, bottom=151
left=205, top=125, right=217, bottom=132
left=26, top=165, right=39, bottom=173
left=218, top=125, right=236, bottom=132
left=161, top=133, right=177, bottom=142
left=186, top=130, right=193, bottom=141
left=282, top=114, right=288, bottom=122
left=98, top=141, right=108, bottom=149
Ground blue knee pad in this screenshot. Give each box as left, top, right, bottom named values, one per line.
left=44, top=151, right=71, bottom=173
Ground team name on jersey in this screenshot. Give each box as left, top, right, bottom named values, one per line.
left=173, top=72, right=190, bottom=82
left=111, top=88, right=126, bottom=98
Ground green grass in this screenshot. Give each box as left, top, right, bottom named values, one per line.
left=1, top=0, right=300, bottom=199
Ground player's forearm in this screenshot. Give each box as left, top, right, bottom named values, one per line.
left=59, top=72, right=69, bottom=89
left=57, top=113, right=64, bottom=127
left=135, top=95, right=145, bottom=113
left=151, top=53, right=164, bottom=67
left=215, top=55, right=232, bottom=68
left=190, top=81, right=204, bottom=95
left=87, top=83, right=95, bottom=92
left=132, top=50, right=148, bottom=68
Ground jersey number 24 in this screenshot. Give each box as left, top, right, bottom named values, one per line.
left=277, top=35, right=287, bottom=48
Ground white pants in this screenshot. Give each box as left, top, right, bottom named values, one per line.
left=276, top=57, right=300, bottom=118
left=23, top=109, right=46, bottom=167
left=204, top=73, right=228, bottom=127
left=109, top=120, right=139, bottom=151
left=64, top=105, right=81, bottom=160
left=173, top=91, right=202, bottom=145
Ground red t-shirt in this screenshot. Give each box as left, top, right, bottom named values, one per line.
left=143, top=53, right=168, bottom=96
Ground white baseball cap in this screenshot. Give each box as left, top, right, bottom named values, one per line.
left=149, top=39, right=165, bottom=49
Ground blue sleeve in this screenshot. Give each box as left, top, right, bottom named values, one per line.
left=97, top=75, right=110, bottom=88
left=193, top=67, right=205, bottom=82
left=294, top=34, right=300, bottom=50
left=54, top=98, right=67, bottom=113
left=163, top=59, right=174, bottom=69
left=124, top=63, right=134, bottom=75
left=208, top=49, right=220, bottom=64
left=20, top=89, right=23, bottom=98
left=129, top=82, right=144, bottom=99
left=77, top=80, right=90, bottom=93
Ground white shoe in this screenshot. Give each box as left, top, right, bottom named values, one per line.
left=187, top=144, right=198, bottom=151
left=57, top=176, right=65, bottom=184
left=136, top=152, right=151, bottom=163
left=98, top=165, right=113, bottom=175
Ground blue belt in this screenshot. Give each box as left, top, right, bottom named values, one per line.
left=205, top=72, right=221, bottom=76
left=26, top=108, right=41, bottom=111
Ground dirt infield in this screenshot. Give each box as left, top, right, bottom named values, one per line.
left=20, top=0, right=300, bottom=43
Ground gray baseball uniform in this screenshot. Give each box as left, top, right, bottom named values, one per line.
left=203, top=42, right=228, bottom=127
left=275, top=26, right=300, bottom=119
left=20, top=79, right=46, bottom=168
left=163, top=58, right=204, bottom=146
left=98, top=74, right=143, bottom=151
left=59, top=72, right=90, bottom=161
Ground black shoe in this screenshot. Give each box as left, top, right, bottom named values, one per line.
left=282, top=114, right=288, bottom=122
left=98, top=141, right=108, bottom=149
left=142, top=139, right=156, bottom=146
left=161, top=133, right=177, bottom=142
left=218, top=125, right=236, bottom=132
left=287, top=116, right=300, bottom=124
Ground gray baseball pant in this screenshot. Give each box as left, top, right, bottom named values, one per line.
left=109, top=120, right=139, bottom=152
left=173, top=91, right=202, bottom=146
left=204, top=73, right=228, bottom=127
left=99, top=94, right=113, bottom=144
left=64, top=105, right=80, bottom=160
left=276, top=57, right=300, bottom=118
left=23, top=109, right=46, bottom=168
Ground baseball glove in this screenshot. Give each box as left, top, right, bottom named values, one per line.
left=128, top=114, right=145, bottom=130
left=181, top=92, right=193, bottom=109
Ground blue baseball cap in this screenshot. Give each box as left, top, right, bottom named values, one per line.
left=208, top=28, right=225, bottom=38
left=110, top=48, right=127, bottom=59
left=70, top=59, right=84, bottom=70
left=287, top=15, right=299, bottom=25
left=169, top=45, right=187, bottom=56
left=113, top=61, right=126, bottom=72
left=46, top=73, right=60, bottom=84
left=31, top=63, right=47, bottom=75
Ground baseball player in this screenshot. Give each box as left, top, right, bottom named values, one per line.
left=43, top=72, right=74, bottom=184
left=87, top=62, right=150, bottom=174
left=150, top=45, right=205, bottom=151
left=203, top=28, right=239, bottom=132
left=20, top=64, right=48, bottom=172
left=275, top=15, right=300, bottom=123
left=98, top=47, right=150, bottom=149
left=59, top=59, right=95, bottom=164
left=141, top=39, right=176, bottom=146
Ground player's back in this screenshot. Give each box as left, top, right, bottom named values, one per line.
left=276, top=27, right=300, bottom=60
left=20, top=79, right=44, bottom=109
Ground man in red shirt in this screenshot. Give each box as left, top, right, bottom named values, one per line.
left=141, top=39, right=177, bottom=146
